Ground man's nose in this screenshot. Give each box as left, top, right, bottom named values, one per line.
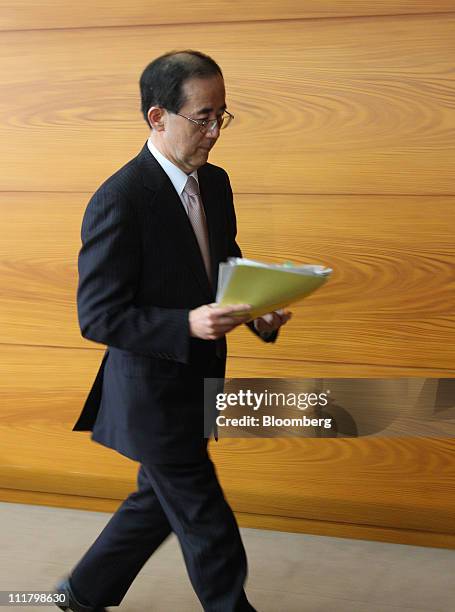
left=205, top=123, right=220, bottom=139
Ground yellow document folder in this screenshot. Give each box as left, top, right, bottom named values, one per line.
left=216, top=257, right=332, bottom=319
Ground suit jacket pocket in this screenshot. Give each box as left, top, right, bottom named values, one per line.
left=120, top=353, right=181, bottom=378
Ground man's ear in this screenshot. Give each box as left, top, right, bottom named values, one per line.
left=147, top=106, right=165, bottom=131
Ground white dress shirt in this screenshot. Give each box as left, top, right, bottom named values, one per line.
left=147, top=137, right=198, bottom=214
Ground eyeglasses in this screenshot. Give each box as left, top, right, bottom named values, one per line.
left=174, top=110, right=234, bottom=133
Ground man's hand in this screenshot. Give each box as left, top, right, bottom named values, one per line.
left=254, top=308, right=292, bottom=335
left=189, top=303, right=252, bottom=340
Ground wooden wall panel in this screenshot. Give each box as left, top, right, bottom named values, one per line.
left=1, top=192, right=453, bottom=370
left=1, top=4, right=455, bottom=547
left=3, top=488, right=455, bottom=549
left=1, top=14, right=454, bottom=194
left=1, top=1, right=454, bottom=32
left=1, top=436, right=454, bottom=535
left=226, top=356, right=455, bottom=378
left=1, top=345, right=454, bottom=542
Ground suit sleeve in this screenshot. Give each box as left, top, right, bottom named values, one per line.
left=77, top=187, right=190, bottom=362
left=223, top=172, right=278, bottom=344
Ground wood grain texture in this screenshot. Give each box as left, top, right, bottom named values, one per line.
left=1, top=345, right=453, bottom=426
left=226, top=357, right=455, bottom=378
left=1, top=14, right=454, bottom=193
left=1, top=192, right=453, bottom=370
left=2, top=7, right=455, bottom=545
left=235, top=512, right=455, bottom=550
left=1, top=346, right=455, bottom=537
left=2, top=490, right=455, bottom=550
left=1, top=1, right=454, bottom=32
left=1, top=344, right=455, bottom=538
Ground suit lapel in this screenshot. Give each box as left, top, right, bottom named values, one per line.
left=137, top=143, right=214, bottom=301
left=198, top=164, right=225, bottom=295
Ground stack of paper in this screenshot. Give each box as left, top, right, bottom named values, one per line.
left=216, top=257, right=332, bottom=319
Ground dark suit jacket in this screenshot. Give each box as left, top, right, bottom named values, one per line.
left=73, top=142, right=275, bottom=463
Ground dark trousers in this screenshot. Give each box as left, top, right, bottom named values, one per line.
left=69, top=453, right=256, bottom=611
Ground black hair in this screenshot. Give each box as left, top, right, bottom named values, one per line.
left=139, top=50, right=223, bottom=126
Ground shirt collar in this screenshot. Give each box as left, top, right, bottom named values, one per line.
left=147, top=137, right=198, bottom=195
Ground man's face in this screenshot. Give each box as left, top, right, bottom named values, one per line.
left=159, top=74, right=226, bottom=174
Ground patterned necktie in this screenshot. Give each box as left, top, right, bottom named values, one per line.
left=182, top=176, right=211, bottom=282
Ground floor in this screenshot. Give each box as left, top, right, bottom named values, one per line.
left=1, top=501, right=454, bottom=611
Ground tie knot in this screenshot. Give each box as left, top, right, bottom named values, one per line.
left=184, top=176, right=199, bottom=197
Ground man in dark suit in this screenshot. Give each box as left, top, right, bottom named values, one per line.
left=56, top=50, right=291, bottom=612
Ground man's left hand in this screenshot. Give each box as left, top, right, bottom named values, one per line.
left=253, top=308, right=292, bottom=334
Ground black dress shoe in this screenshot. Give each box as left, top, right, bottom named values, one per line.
left=54, top=578, right=108, bottom=612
